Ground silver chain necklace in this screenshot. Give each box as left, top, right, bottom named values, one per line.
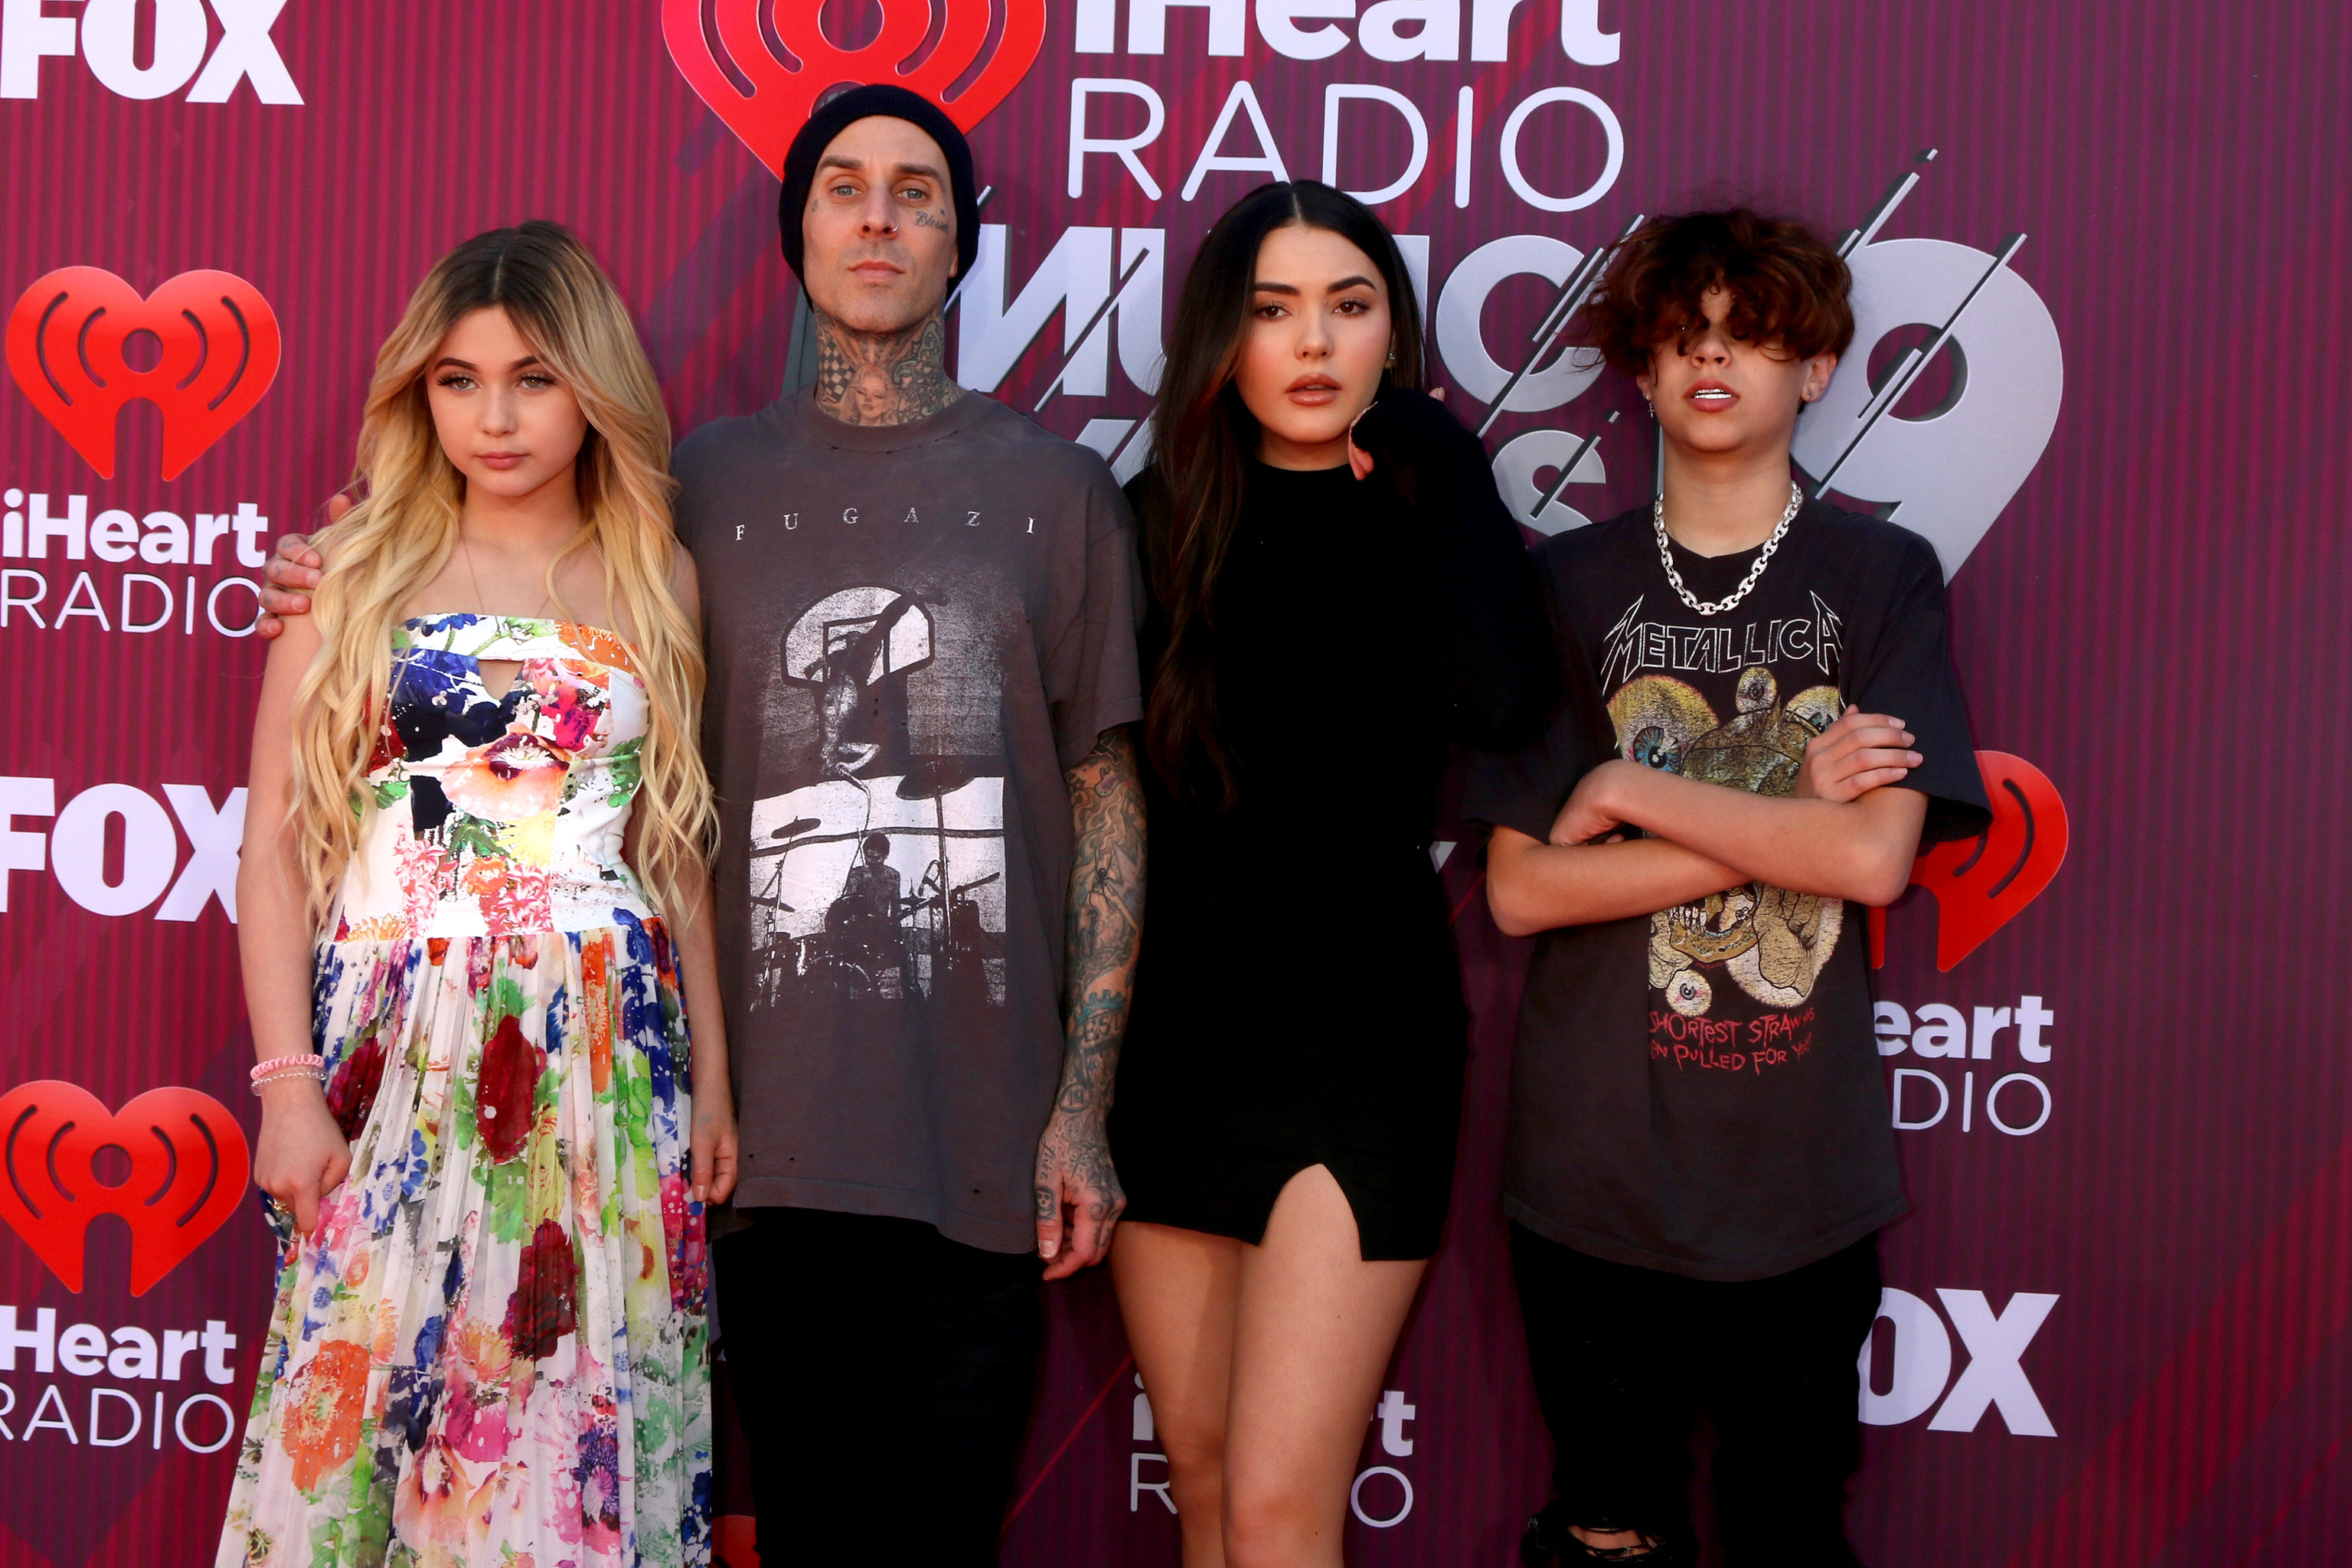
left=1652, top=482, right=1804, bottom=617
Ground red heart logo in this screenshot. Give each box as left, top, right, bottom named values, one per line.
left=0, top=1081, right=250, bottom=1296
left=5, top=266, right=282, bottom=482
left=662, top=0, right=1047, bottom=176
left=1904, top=750, right=2069, bottom=971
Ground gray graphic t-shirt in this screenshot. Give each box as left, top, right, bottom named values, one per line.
left=673, top=390, right=1142, bottom=1252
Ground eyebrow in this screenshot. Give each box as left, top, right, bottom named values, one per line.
left=816, top=154, right=947, bottom=184
left=431, top=354, right=542, bottom=372
left=1250, top=274, right=1380, bottom=295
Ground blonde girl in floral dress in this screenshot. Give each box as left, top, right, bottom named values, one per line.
left=223, top=221, right=733, bottom=1568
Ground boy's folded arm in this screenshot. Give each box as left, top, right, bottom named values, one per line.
left=1592, top=762, right=1927, bottom=906
left=1485, top=825, right=1749, bottom=936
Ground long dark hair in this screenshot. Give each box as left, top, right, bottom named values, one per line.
left=1142, top=180, right=1426, bottom=805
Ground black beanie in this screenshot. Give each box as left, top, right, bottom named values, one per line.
left=778, top=84, right=982, bottom=286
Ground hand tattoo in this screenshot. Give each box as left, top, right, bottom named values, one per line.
left=813, top=308, right=963, bottom=427
left=1035, top=1065, right=1125, bottom=1227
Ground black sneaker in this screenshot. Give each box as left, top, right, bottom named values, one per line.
left=1521, top=1511, right=1688, bottom=1565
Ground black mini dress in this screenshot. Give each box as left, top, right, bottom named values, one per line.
left=1108, top=393, right=1556, bottom=1261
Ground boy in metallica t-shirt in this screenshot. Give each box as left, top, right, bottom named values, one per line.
left=1464, top=211, right=1990, bottom=1566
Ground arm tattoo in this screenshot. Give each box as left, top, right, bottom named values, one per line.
left=812, top=307, right=964, bottom=427
left=1034, top=727, right=1145, bottom=1222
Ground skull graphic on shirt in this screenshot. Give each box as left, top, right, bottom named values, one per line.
left=1614, top=669, right=1847, bottom=1015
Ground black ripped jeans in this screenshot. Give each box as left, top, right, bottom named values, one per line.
left=1511, top=1226, right=1883, bottom=1566
left=715, top=1210, right=1044, bottom=1567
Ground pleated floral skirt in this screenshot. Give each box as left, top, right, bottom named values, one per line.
left=217, top=913, right=711, bottom=1568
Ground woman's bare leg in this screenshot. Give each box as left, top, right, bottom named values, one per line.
left=1220, top=1165, right=1427, bottom=1568
left=1112, top=1220, right=1246, bottom=1568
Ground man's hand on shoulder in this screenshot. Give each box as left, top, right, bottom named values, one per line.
left=253, top=493, right=348, bottom=638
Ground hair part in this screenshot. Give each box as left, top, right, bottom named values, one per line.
left=1575, top=207, right=1854, bottom=377
left=288, top=220, right=716, bottom=929
left=1142, top=180, right=1423, bottom=805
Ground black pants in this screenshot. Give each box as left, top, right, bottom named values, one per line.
left=1511, top=1226, right=1883, bottom=1566
left=714, top=1210, right=1044, bottom=1567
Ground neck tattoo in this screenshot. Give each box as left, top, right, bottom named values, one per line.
left=812, top=309, right=963, bottom=427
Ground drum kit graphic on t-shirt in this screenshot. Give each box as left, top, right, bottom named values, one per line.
left=746, top=581, right=1011, bottom=1010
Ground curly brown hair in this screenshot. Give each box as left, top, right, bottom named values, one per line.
left=1573, top=208, right=1854, bottom=377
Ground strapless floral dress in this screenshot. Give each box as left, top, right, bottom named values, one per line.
left=217, top=613, right=710, bottom=1568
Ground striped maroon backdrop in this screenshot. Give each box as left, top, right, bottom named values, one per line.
left=0, top=2, right=2344, bottom=1564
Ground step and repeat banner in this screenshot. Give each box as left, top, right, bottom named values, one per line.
left=0, top=1, right=2344, bottom=1564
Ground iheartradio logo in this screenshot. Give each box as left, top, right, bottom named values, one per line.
left=0, top=1081, right=249, bottom=1295
left=662, top=0, right=1046, bottom=175
left=1872, top=750, right=2070, bottom=972
left=5, top=268, right=282, bottom=482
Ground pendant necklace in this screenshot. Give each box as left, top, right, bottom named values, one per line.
left=460, top=532, right=554, bottom=622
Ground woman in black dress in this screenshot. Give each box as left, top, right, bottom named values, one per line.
left=1108, top=181, right=1556, bottom=1566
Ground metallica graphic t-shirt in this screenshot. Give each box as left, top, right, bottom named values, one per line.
left=1463, top=501, right=1989, bottom=1281
left=672, top=389, right=1142, bottom=1253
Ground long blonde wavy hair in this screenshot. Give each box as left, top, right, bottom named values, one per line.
left=289, top=220, right=714, bottom=928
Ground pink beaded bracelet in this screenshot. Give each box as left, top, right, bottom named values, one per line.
left=250, top=1054, right=325, bottom=1081
left=250, top=1054, right=326, bottom=1094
